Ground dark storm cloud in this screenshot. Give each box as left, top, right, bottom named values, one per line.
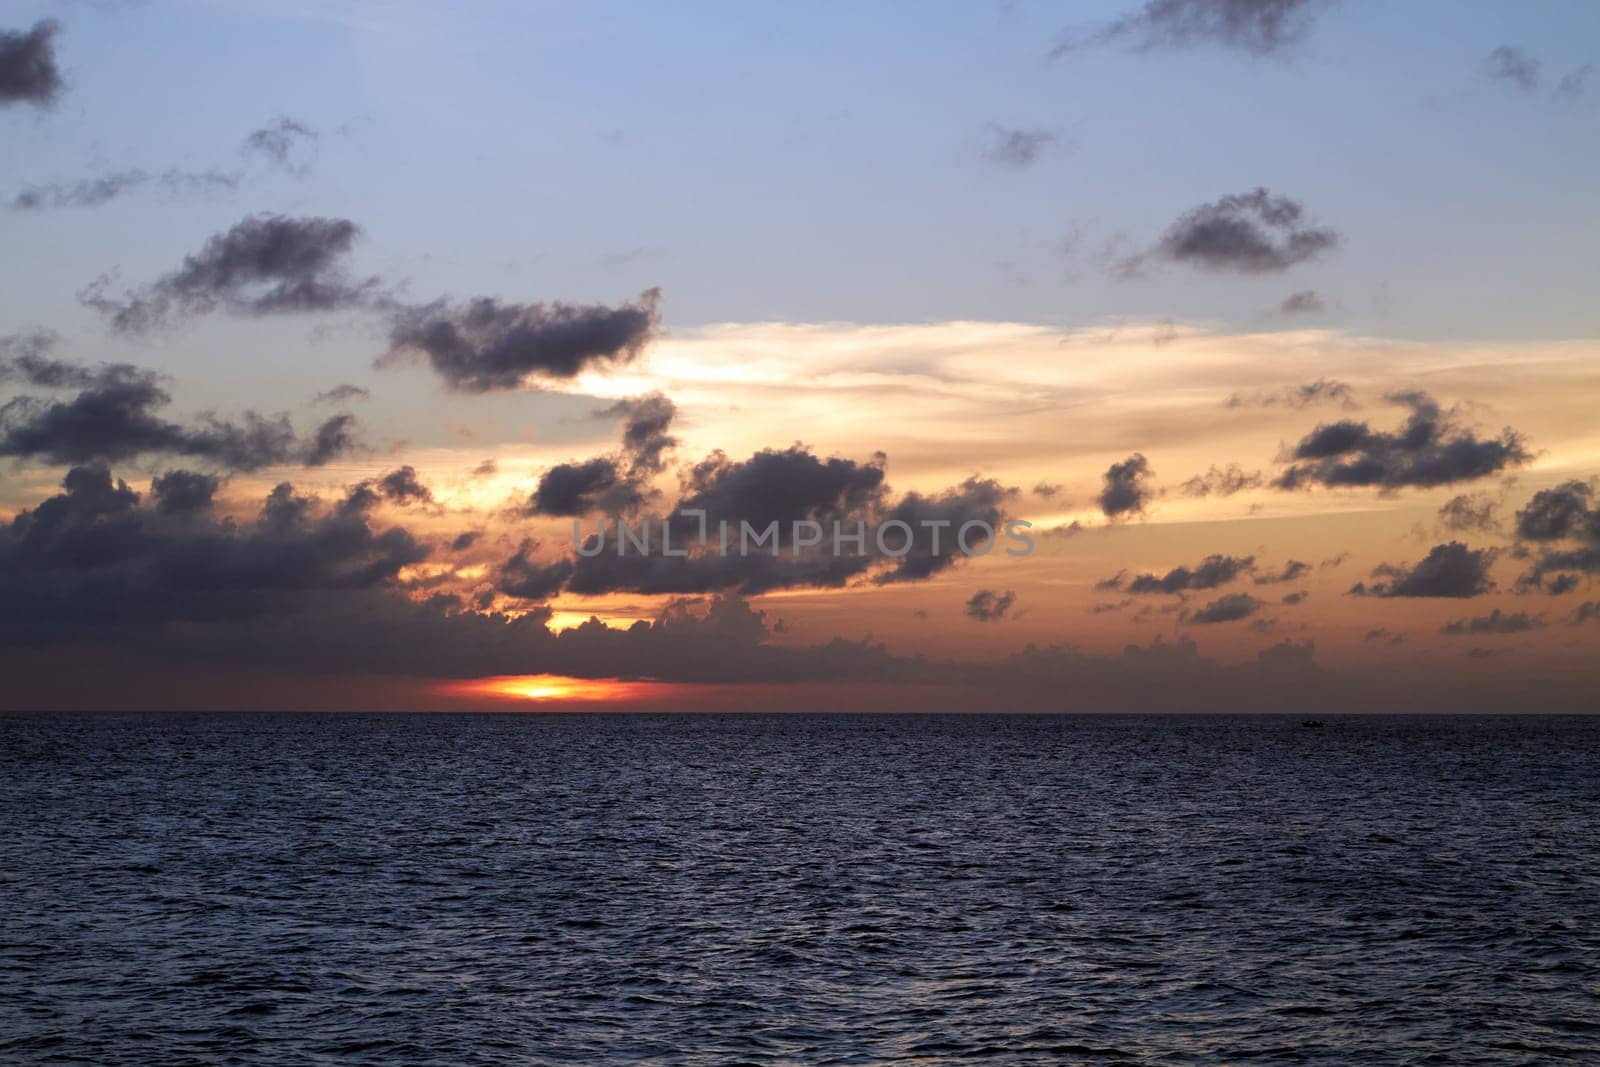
left=875, top=476, right=1013, bottom=583
left=242, top=117, right=319, bottom=176
left=1052, top=0, right=1331, bottom=58
left=1280, top=289, right=1325, bottom=314
left=0, top=466, right=429, bottom=646
left=10, top=168, right=239, bottom=211
left=1179, top=463, right=1262, bottom=497
left=1438, top=493, right=1500, bottom=534
left=0, top=20, right=63, bottom=107
left=964, top=589, right=1016, bottom=622
left=0, top=488, right=882, bottom=677
left=80, top=214, right=380, bottom=334
left=1510, top=480, right=1600, bottom=590
left=0, top=363, right=360, bottom=470
left=1275, top=391, right=1529, bottom=491
left=563, top=448, right=1013, bottom=597
left=1099, top=453, right=1154, bottom=518
left=496, top=541, right=575, bottom=602
left=8, top=477, right=1527, bottom=707
left=1485, top=46, right=1540, bottom=91
left=1439, top=609, right=1543, bottom=636
left=1156, top=188, right=1339, bottom=274
left=1183, top=592, right=1263, bottom=624
left=1513, top=481, right=1598, bottom=543
left=383, top=288, right=661, bottom=392
left=528, top=457, right=642, bottom=517
left=525, top=399, right=679, bottom=518
left=1349, top=542, right=1498, bottom=598
left=558, top=444, right=889, bottom=595
left=312, top=383, right=370, bottom=405
left=150, top=469, right=220, bottom=515
left=1107, top=553, right=1255, bottom=594
left=680, top=446, right=889, bottom=530
left=980, top=124, right=1059, bottom=168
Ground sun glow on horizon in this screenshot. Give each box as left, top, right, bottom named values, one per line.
left=439, top=674, right=659, bottom=705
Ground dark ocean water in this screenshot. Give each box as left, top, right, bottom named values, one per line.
left=2, top=713, right=1597, bottom=1065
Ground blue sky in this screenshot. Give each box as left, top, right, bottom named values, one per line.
left=5, top=0, right=1596, bottom=362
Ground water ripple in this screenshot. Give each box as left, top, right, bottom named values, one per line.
left=2, top=712, right=1597, bottom=1064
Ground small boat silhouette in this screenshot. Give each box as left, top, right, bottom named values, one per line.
left=1301, top=719, right=1325, bottom=729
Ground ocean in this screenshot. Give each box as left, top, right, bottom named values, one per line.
left=2, top=712, right=1596, bottom=1064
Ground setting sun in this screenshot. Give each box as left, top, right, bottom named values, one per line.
left=439, top=674, right=654, bottom=705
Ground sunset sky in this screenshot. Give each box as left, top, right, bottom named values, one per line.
left=3, top=0, right=1598, bottom=711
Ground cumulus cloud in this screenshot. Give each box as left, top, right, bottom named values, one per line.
left=964, top=589, right=1016, bottom=622
left=382, top=288, right=661, bottom=392
left=242, top=117, right=319, bottom=176
left=1275, top=391, right=1529, bottom=491
left=496, top=541, right=575, bottom=602
left=1099, top=453, right=1154, bottom=518
left=1155, top=188, right=1339, bottom=274
left=1255, top=560, right=1310, bottom=585
left=1349, top=542, right=1498, bottom=598
left=1440, top=609, right=1543, bottom=636
left=528, top=457, right=646, bottom=518
left=150, top=469, right=221, bottom=516
left=1180, top=463, right=1262, bottom=497
left=1105, top=553, right=1255, bottom=594
left=525, top=395, right=680, bottom=518
left=340, top=466, right=434, bottom=514
left=1183, top=592, right=1263, bottom=624
left=1511, top=479, right=1600, bottom=590
left=980, top=124, right=1060, bottom=168
left=599, top=392, right=677, bottom=475
left=1052, top=0, right=1331, bottom=58
left=562, top=447, right=1014, bottom=596
left=1514, top=481, right=1598, bottom=543
left=0, top=19, right=63, bottom=107
left=0, top=362, right=359, bottom=470
left=0, top=466, right=428, bottom=647
left=80, top=214, right=381, bottom=334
